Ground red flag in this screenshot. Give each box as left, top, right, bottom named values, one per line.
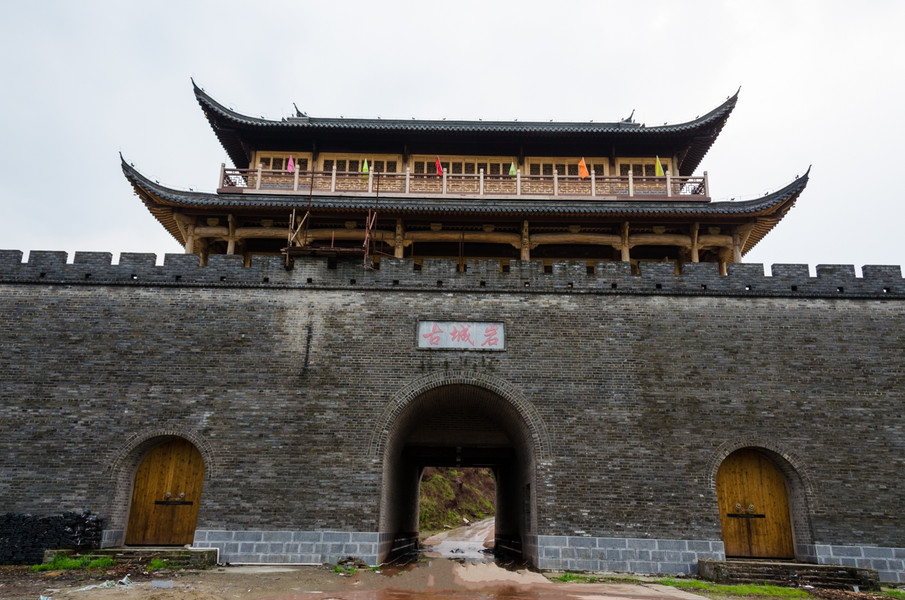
left=578, top=158, right=590, bottom=180
left=435, top=156, right=444, bottom=177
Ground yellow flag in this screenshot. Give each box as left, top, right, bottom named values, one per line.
left=655, top=156, right=664, bottom=176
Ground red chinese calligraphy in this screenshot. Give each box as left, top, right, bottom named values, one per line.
left=422, top=323, right=444, bottom=346
left=481, top=324, right=500, bottom=347
left=450, top=324, right=475, bottom=346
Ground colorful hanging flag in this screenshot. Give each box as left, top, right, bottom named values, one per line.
left=509, top=161, right=517, bottom=177
left=435, top=156, right=444, bottom=177
left=362, top=159, right=369, bottom=175
left=287, top=156, right=295, bottom=173
left=655, top=156, right=665, bottom=176
left=578, top=158, right=590, bottom=180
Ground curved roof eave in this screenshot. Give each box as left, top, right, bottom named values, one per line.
left=193, top=81, right=738, bottom=175
left=123, top=158, right=808, bottom=227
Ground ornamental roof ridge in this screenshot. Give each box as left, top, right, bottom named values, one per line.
left=192, top=80, right=739, bottom=135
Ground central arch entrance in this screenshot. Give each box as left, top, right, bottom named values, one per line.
left=376, top=378, right=544, bottom=565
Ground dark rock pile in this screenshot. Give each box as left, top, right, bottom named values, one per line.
left=0, top=511, right=103, bottom=565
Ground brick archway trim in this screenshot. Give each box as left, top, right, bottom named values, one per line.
left=367, top=370, right=552, bottom=462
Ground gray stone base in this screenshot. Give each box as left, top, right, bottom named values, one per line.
left=101, top=529, right=124, bottom=548
left=537, top=535, right=725, bottom=575
left=192, top=530, right=378, bottom=566
left=802, top=544, right=905, bottom=583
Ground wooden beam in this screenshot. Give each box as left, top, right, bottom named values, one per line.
left=529, top=232, right=621, bottom=248
left=520, top=220, right=530, bottom=260
left=697, top=234, right=733, bottom=248
left=406, top=230, right=521, bottom=247
left=627, top=233, right=693, bottom=249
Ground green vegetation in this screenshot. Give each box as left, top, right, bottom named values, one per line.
left=881, top=590, right=905, bottom=599
left=657, top=578, right=809, bottom=598
left=31, top=554, right=114, bottom=572
left=419, top=467, right=495, bottom=532
left=333, top=565, right=358, bottom=575
left=148, top=557, right=182, bottom=571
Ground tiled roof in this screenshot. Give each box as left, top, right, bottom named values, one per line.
left=122, top=158, right=807, bottom=255
left=194, top=81, right=738, bottom=176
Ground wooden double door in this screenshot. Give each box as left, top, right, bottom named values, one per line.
left=126, top=439, right=205, bottom=545
left=716, top=449, right=795, bottom=559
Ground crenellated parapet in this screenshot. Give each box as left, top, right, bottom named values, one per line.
left=1, top=250, right=903, bottom=298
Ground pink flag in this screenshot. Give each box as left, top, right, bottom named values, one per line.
left=287, top=156, right=295, bottom=173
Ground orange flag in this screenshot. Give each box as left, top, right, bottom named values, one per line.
left=578, top=158, right=590, bottom=180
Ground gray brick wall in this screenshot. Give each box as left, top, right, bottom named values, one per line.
left=1, top=252, right=903, bottom=580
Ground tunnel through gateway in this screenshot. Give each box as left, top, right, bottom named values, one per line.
left=379, top=384, right=538, bottom=564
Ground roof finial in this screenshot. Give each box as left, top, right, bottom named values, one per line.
left=293, top=102, right=307, bottom=118
left=622, top=109, right=635, bottom=123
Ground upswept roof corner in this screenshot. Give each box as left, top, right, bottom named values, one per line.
left=193, top=80, right=738, bottom=175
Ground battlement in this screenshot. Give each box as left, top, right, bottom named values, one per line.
left=1, top=250, right=903, bottom=298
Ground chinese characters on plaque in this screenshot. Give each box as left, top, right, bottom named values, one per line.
left=417, top=321, right=505, bottom=351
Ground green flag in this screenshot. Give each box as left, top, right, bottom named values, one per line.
left=509, top=161, right=517, bottom=176
left=362, top=159, right=369, bottom=175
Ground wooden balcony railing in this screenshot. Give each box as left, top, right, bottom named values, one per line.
left=217, top=164, right=710, bottom=201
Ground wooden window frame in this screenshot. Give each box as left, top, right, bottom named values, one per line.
left=252, top=152, right=312, bottom=171
left=616, top=157, right=673, bottom=177
left=320, top=153, right=401, bottom=173
left=526, top=157, right=608, bottom=178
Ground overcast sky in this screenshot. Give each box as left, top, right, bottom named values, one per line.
left=2, top=1, right=903, bottom=273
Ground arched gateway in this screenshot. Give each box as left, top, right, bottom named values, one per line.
left=125, top=438, right=205, bottom=545
left=716, top=449, right=795, bottom=559
left=371, top=373, right=549, bottom=565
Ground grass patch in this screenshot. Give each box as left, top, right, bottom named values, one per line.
left=882, top=591, right=905, bottom=599
left=31, top=554, right=114, bottom=572
left=333, top=565, right=358, bottom=575
left=657, top=578, right=809, bottom=597
left=148, top=557, right=181, bottom=571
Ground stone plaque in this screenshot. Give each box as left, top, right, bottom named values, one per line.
left=417, top=321, right=505, bottom=350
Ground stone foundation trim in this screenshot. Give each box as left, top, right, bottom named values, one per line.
left=802, top=544, right=905, bottom=583
left=537, top=536, right=725, bottom=575
left=192, top=530, right=379, bottom=566
left=101, top=529, right=124, bottom=548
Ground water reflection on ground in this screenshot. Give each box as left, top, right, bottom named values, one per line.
left=421, top=517, right=496, bottom=562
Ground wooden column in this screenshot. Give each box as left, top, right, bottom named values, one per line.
left=227, top=214, right=237, bottom=255
left=394, top=219, right=405, bottom=259
left=621, top=222, right=631, bottom=262
left=520, top=220, right=530, bottom=261
left=198, top=238, right=209, bottom=266
left=691, top=222, right=700, bottom=263
left=732, top=228, right=743, bottom=263
left=719, top=248, right=731, bottom=276
left=184, top=223, right=195, bottom=254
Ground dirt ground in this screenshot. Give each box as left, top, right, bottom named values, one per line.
left=1, top=559, right=900, bottom=600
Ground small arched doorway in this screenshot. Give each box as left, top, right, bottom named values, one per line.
left=716, top=448, right=795, bottom=559
left=125, top=438, right=205, bottom=545
left=377, top=381, right=541, bottom=565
